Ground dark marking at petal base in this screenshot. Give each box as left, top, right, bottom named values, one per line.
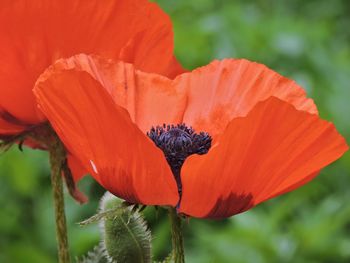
left=205, top=193, right=254, bottom=219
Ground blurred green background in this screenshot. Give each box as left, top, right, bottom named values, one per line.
left=1, top=0, right=349, bottom=262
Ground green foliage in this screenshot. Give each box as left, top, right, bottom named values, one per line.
left=0, top=0, right=349, bottom=262
left=100, top=193, right=152, bottom=263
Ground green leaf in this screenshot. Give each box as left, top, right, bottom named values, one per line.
left=78, top=206, right=126, bottom=226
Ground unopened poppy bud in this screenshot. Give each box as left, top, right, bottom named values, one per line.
left=100, top=192, right=152, bottom=263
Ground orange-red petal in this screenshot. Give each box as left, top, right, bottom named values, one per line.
left=180, top=97, right=348, bottom=219
left=67, top=154, right=88, bottom=183
left=39, top=56, right=316, bottom=140
left=62, top=154, right=88, bottom=204
left=0, top=111, right=27, bottom=135
left=0, top=0, right=184, bottom=129
left=34, top=69, right=178, bottom=206
left=177, top=59, right=317, bottom=140
left=38, top=54, right=188, bottom=133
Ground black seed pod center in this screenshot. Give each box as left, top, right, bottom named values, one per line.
left=147, top=124, right=212, bottom=205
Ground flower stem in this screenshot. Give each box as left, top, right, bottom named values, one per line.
left=49, top=139, right=70, bottom=263
left=168, top=207, right=185, bottom=263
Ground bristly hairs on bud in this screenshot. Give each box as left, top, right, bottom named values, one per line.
left=99, top=192, right=152, bottom=263
left=76, top=243, right=108, bottom=263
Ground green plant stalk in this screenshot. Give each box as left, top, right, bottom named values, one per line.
left=168, top=208, right=185, bottom=263
left=49, top=139, right=70, bottom=263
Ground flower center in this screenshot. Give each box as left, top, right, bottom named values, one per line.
left=147, top=124, right=212, bottom=204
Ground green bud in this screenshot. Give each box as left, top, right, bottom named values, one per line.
left=100, top=192, right=152, bottom=263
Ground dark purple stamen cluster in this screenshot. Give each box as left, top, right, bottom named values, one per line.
left=147, top=123, right=212, bottom=204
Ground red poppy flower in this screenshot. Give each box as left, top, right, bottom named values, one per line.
left=0, top=0, right=183, bottom=139
left=0, top=0, right=184, bottom=201
left=34, top=54, right=348, bottom=219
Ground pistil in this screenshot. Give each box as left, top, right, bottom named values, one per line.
left=147, top=123, right=212, bottom=205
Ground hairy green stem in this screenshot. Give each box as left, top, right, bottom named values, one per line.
left=168, top=208, right=185, bottom=263
left=49, top=139, right=70, bottom=263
